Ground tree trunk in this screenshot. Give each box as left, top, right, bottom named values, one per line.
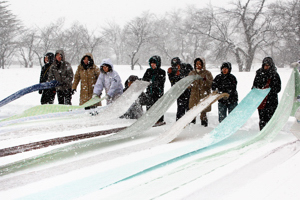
left=233, top=49, right=244, bottom=72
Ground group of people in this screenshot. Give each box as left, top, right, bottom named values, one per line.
left=39, top=50, right=282, bottom=130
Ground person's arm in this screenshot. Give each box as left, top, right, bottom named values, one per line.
left=270, top=73, right=281, bottom=94
left=107, top=73, right=122, bottom=98
left=93, top=74, right=104, bottom=96
left=72, top=67, right=81, bottom=90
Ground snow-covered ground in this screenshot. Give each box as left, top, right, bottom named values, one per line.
left=0, top=63, right=299, bottom=200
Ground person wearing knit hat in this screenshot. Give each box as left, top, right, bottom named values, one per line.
left=167, top=57, right=193, bottom=121
left=212, top=62, right=238, bottom=122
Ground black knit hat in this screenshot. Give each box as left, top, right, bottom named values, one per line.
left=128, top=75, right=139, bottom=82
left=171, top=57, right=181, bottom=67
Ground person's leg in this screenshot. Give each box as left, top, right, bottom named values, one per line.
left=200, top=112, right=208, bottom=127
left=218, top=102, right=227, bottom=123
left=56, top=90, right=64, bottom=104
left=64, top=89, right=72, bottom=105
left=258, top=109, right=269, bottom=130
left=227, top=102, right=238, bottom=115
left=176, top=97, right=186, bottom=121
left=48, top=89, right=56, bottom=104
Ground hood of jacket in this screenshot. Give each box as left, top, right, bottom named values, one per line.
left=261, top=57, right=277, bottom=74
left=80, top=53, right=95, bottom=69
left=220, top=62, right=232, bottom=74
left=54, top=49, right=66, bottom=65
left=193, top=57, right=206, bottom=71
left=148, top=55, right=161, bottom=69
left=100, top=58, right=114, bottom=73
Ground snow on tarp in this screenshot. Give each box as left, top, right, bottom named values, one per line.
left=291, top=68, right=300, bottom=116
left=123, top=68, right=298, bottom=199
left=0, top=80, right=149, bottom=124
left=0, top=75, right=201, bottom=176
left=18, top=88, right=270, bottom=200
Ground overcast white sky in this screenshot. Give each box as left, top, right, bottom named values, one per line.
left=8, top=0, right=229, bottom=30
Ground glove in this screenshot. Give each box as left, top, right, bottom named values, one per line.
left=71, top=89, right=76, bottom=95
left=168, top=67, right=178, bottom=75
left=105, top=95, right=111, bottom=100
left=92, top=93, right=99, bottom=98
left=38, top=90, right=42, bottom=94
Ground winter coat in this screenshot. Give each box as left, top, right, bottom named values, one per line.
left=48, top=50, right=74, bottom=91
left=40, top=52, right=54, bottom=84
left=142, top=64, right=166, bottom=106
left=189, top=58, right=213, bottom=112
left=168, top=63, right=193, bottom=100
left=167, top=63, right=193, bottom=86
left=252, top=57, right=281, bottom=109
left=212, top=62, right=238, bottom=104
left=72, top=53, right=101, bottom=105
left=93, top=58, right=123, bottom=100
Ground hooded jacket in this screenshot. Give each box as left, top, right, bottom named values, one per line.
left=212, top=62, right=238, bottom=104
left=252, top=57, right=281, bottom=109
left=48, top=50, right=74, bottom=91
left=40, top=52, right=54, bottom=84
left=188, top=57, right=213, bottom=112
left=93, top=58, right=123, bottom=98
left=142, top=55, right=166, bottom=103
left=72, top=53, right=101, bottom=105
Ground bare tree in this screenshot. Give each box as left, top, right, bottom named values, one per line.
left=187, top=0, right=271, bottom=71
left=0, top=1, right=21, bottom=69
left=185, top=5, right=242, bottom=67
left=102, top=22, right=126, bottom=65
left=18, top=29, right=36, bottom=68
left=81, top=28, right=103, bottom=55
left=124, top=12, right=155, bottom=70
left=33, top=22, right=63, bottom=67
left=267, top=0, right=300, bottom=66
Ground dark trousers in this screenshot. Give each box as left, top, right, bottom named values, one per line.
left=57, top=89, right=72, bottom=105
left=176, top=95, right=189, bottom=121
left=218, top=102, right=238, bottom=123
left=258, top=107, right=277, bottom=130
left=41, top=89, right=56, bottom=104
left=146, top=94, right=164, bottom=123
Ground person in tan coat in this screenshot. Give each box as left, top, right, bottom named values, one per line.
left=189, top=57, right=213, bottom=126
left=72, top=53, right=101, bottom=108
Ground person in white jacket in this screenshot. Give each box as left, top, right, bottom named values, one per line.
left=93, top=58, right=123, bottom=105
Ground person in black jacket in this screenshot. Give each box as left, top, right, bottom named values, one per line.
left=212, top=62, right=238, bottom=122
left=142, top=55, right=166, bottom=125
left=252, top=57, right=281, bottom=130
left=168, top=57, right=193, bottom=120
left=39, top=52, right=56, bottom=104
